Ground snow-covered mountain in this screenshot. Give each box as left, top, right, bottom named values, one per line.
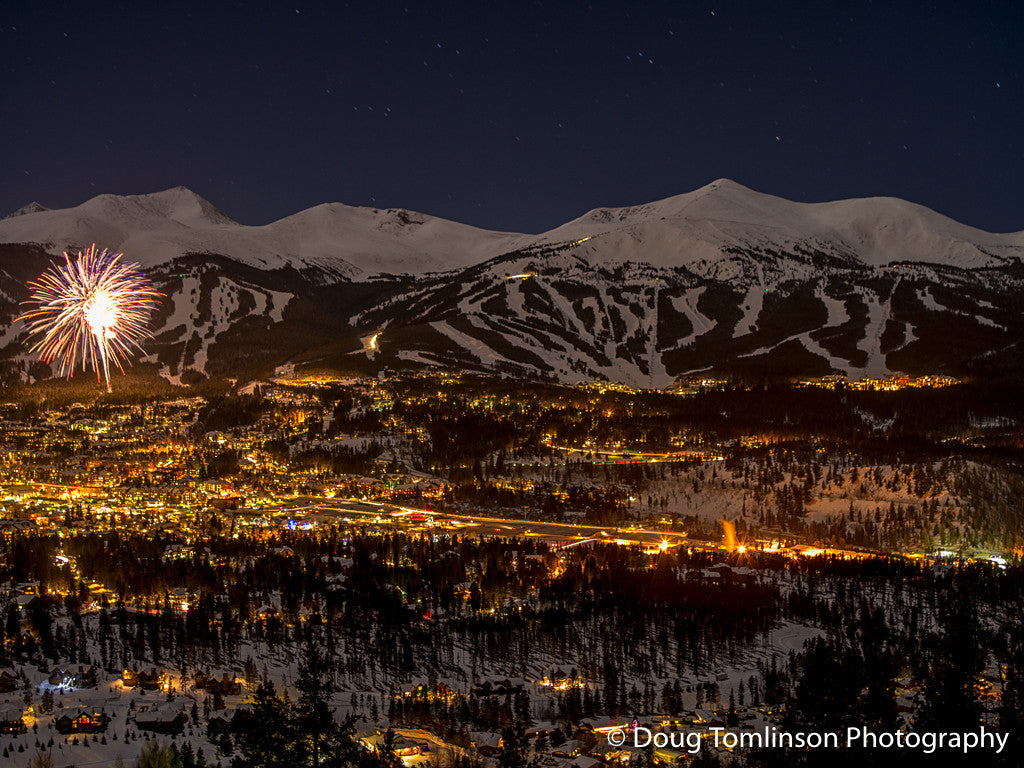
left=3, top=180, right=1022, bottom=278
left=536, top=179, right=1024, bottom=273
left=0, top=180, right=1022, bottom=388
left=0, top=186, right=530, bottom=280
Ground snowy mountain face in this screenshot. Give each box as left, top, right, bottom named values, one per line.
left=0, top=186, right=528, bottom=280
left=0, top=180, right=1022, bottom=387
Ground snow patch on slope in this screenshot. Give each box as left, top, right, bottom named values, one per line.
left=856, top=286, right=892, bottom=378
left=734, top=284, right=765, bottom=338
left=669, top=287, right=717, bottom=348
left=916, top=287, right=1006, bottom=331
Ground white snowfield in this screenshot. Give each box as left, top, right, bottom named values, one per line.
left=2, top=179, right=1022, bottom=279
left=533, top=178, right=1024, bottom=270
left=0, top=186, right=530, bottom=279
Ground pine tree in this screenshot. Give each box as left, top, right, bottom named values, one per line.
left=998, top=622, right=1024, bottom=763
left=378, top=728, right=403, bottom=768
left=918, top=586, right=986, bottom=732
left=497, top=725, right=529, bottom=768
left=136, top=739, right=182, bottom=768
left=294, top=637, right=363, bottom=768
left=295, top=638, right=335, bottom=768
left=230, top=678, right=293, bottom=768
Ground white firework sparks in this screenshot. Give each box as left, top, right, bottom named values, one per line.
left=17, top=244, right=162, bottom=391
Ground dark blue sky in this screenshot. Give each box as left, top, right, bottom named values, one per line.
left=2, top=1, right=1021, bottom=233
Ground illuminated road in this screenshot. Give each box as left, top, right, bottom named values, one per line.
left=539, top=437, right=724, bottom=466
left=269, top=497, right=694, bottom=550
left=259, top=497, right=976, bottom=565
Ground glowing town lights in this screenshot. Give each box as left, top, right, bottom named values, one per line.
left=659, top=539, right=670, bottom=552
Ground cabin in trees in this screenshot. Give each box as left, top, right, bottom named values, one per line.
left=55, top=708, right=109, bottom=734
left=167, top=587, right=192, bottom=611
left=0, top=518, right=36, bottom=534
left=399, top=682, right=455, bottom=701
left=359, top=730, right=422, bottom=757
left=693, top=709, right=725, bottom=728
left=135, top=705, right=188, bottom=735
left=0, top=709, right=26, bottom=735
left=468, top=731, right=502, bottom=756
left=122, top=667, right=166, bottom=690
left=697, top=563, right=757, bottom=585
left=0, top=669, right=18, bottom=693
left=537, top=669, right=583, bottom=690
left=48, top=663, right=98, bottom=689
left=207, top=705, right=253, bottom=737
left=14, top=581, right=41, bottom=596
left=206, top=709, right=236, bottom=736
left=194, top=670, right=243, bottom=696
left=255, top=605, right=284, bottom=630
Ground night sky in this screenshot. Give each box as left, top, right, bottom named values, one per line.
left=2, top=1, right=1021, bottom=234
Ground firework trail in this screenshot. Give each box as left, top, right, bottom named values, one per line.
left=17, top=244, right=162, bottom=392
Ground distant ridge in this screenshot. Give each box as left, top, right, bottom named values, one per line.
left=1, top=180, right=1021, bottom=278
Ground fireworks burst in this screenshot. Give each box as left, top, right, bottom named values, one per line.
left=18, top=244, right=162, bottom=392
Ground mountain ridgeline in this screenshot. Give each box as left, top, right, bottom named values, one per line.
left=1, top=180, right=1022, bottom=387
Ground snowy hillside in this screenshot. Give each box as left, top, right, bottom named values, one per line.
left=347, top=245, right=1024, bottom=386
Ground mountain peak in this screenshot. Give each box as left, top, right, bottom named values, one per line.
left=0, top=182, right=1020, bottom=277
left=80, top=186, right=238, bottom=228
left=699, top=177, right=750, bottom=192
left=151, top=185, right=216, bottom=204
left=2, top=201, right=50, bottom=220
